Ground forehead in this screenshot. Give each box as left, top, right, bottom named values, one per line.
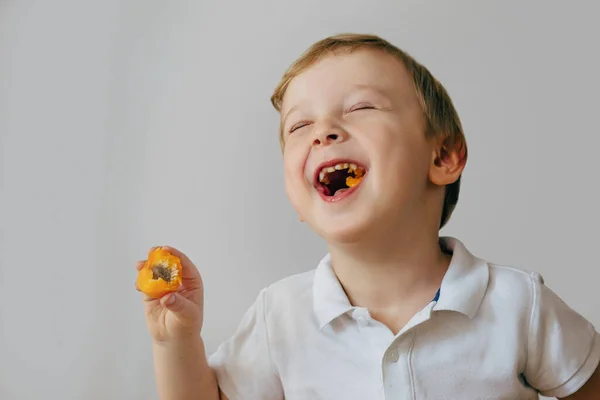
left=281, top=49, right=414, bottom=112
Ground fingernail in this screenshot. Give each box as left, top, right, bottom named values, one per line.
left=165, top=294, right=176, bottom=305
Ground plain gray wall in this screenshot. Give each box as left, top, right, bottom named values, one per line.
left=1, top=1, right=598, bottom=399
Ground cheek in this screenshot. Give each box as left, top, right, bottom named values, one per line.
left=282, top=145, right=310, bottom=206
left=282, top=144, right=305, bottom=180
left=369, top=133, right=431, bottom=188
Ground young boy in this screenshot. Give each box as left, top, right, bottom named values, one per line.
left=136, top=34, right=600, bottom=399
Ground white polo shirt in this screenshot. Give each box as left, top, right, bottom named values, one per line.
left=209, top=237, right=600, bottom=399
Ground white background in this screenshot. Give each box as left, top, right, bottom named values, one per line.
left=1, top=1, right=598, bottom=398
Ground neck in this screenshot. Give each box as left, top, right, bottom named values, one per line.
left=327, top=215, right=450, bottom=311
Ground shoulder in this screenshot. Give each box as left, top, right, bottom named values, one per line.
left=261, top=268, right=316, bottom=314
left=440, top=237, right=542, bottom=315
left=264, top=268, right=316, bottom=296
left=487, top=261, right=543, bottom=297
left=481, top=260, right=553, bottom=319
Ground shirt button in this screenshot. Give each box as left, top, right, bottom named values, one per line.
left=357, top=316, right=368, bottom=327
left=387, top=349, right=399, bottom=363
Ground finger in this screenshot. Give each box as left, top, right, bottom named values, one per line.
left=160, top=292, right=196, bottom=318
left=160, top=246, right=201, bottom=280
left=135, top=260, right=146, bottom=271
left=160, top=246, right=192, bottom=266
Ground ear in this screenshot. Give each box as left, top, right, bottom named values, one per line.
left=428, top=136, right=467, bottom=187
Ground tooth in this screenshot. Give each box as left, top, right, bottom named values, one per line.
left=350, top=163, right=358, bottom=170
left=326, top=166, right=335, bottom=173
left=319, top=171, right=326, bottom=182
left=343, top=163, right=349, bottom=169
left=335, top=164, right=344, bottom=170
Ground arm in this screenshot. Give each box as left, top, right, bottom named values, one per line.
left=153, top=337, right=220, bottom=400
left=560, top=365, right=600, bottom=400
left=150, top=287, right=283, bottom=400
left=136, top=246, right=226, bottom=400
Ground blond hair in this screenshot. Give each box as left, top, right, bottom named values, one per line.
left=270, top=33, right=467, bottom=228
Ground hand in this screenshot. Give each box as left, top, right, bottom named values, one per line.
left=136, top=246, right=204, bottom=344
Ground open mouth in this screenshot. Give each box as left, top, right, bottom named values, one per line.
left=315, top=161, right=367, bottom=198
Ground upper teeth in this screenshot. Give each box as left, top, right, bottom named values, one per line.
left=319, top=162, right=359, bottom=182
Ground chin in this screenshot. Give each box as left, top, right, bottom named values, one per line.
left=311, top=212, right=377, bottom=245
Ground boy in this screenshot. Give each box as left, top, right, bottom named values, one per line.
left=136, top=34, right=600, bottom=399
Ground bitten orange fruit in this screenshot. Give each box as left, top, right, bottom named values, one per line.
left=136, top=247, right=183, bottom=298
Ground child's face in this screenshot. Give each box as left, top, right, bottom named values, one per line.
left=280, top=49, right=437, bottom=243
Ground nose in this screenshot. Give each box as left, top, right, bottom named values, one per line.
left=312, top=122, right=349, bottom=147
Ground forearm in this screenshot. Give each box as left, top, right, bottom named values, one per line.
left=152, top=337, right=220, bottom=400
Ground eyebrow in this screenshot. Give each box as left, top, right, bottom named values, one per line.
left=282, top=105, right=298, bottom=129
left=350, top=84, right=390, bottom=98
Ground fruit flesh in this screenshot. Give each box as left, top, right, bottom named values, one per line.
left=344, top=167, right=365, bottom=188
left=136, top=248, right=183, bottom=298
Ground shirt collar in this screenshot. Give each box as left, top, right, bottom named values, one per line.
left=312, top=236, right=489, bottom=329
left=312, top=253, right=355, bottom=330
left=432, top=237, right=489, bottom=318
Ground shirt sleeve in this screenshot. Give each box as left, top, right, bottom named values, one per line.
left=524, top=272, right=600, bottom=398
left=208, top=288, right=283, bottom=400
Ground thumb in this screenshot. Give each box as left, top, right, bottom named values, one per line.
left=161, top=292, right=195, bottom=317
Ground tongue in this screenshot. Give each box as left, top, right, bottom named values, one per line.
left=333, top=188, right=349, bottom=196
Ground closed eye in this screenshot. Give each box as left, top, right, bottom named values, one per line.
left=289, top=121, right=310, bottom=134
left=348, top=103, right=376, bottom=112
